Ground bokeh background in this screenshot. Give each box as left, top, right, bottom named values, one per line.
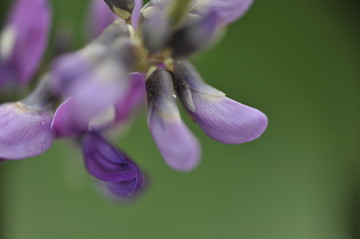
left=1, top=0, right=360, bottom=238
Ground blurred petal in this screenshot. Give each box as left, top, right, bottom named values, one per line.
left=0, top=102, right=54, bottom=160
left=147, top=69, right=201, bottom=171
left=170, top=10, right=219, bottom=58
left=190, top=0, right=254, bottom=25
left=173, top=61, right=268, bottom=144
left=81, top=133, right=145, bottom=197
left=115, top=72, right=146, bottom=122
left=149, top=0, right=253, bottom=25
left=131, top=0, right=143, bottom=29
left=88, top=0, right=118, bottom=39
left=6, top=0, right=51, bottom=84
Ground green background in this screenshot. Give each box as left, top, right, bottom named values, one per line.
left=1, top=0, right=360, bottom=239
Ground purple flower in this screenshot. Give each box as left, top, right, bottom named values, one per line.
left=147, top=69, right=201, bottom=171
left=0, top=0, right=51, bottom=88
left=81, top=133, right=145, bottom=198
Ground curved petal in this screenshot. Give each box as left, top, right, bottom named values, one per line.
left=190, top=93, right=268, bottom=144
left=0, top=103, right=54, bottom=160
left=131, top=0, right=144, bottom=29
left=7, top=0, right=51, bottom=84
left=88, top=0, right=118, bottom=39
left=81, top=133, right=145, bottom=199
left=147, top=69, right=201, bottom=171
left=190, top=0, right=254, bottom=25
left=115, top=72, right=146, bottom=122
left=149, top=0, right=254, bottom=25
left=172, top=61, right=268, bottom=144
left=148, top=107, right=201, bottom=171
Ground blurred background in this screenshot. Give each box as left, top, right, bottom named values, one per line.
left=1, top=0, right=360, bottom=238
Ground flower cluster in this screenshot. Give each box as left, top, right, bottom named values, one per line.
left=0, top=0, right=267, bottom=201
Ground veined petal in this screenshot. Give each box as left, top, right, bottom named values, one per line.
left=88, top=0, right=118, bottom=39
left=0, top=103, right=54, bottom=160
left=81, top=133, right=145, bottom=198
left=81, top=133, right=138, bottom=182
left=172, top=61, right=268, bottom=144
left=147, top=69, right=201, bottom=171
left=5, top=0, right=51, bottom=84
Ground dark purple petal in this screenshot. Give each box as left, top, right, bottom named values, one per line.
left=172, top=61, right=268, bottom=144
left=81, top=133, right=146, bottom=199
left=104, top=0, right=135, bottom=19
left=88, top=0, right=118, bottom=39
left=147, top=69, right=201, bottom=171
left=115, top=72, right=146, bottom=122
left=0, top=103, right=54, bottom=160
left=6, top=0, right=51, bottom=85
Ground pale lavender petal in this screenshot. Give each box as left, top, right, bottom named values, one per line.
left=172, top=61, right=268, bottom=144
left=190, top=93, right=268, bottom=144
left=190, top=0, right=254, bottom=25
left=0, top=103, right=54, bottom=160
left=115, top=72, right=146, bottom=122
left=131, top=0, right=143, bottom=29
left=88, top=0, right=118, bottom=39
left=148, top=108, right=201, bottom=171
left=6, top=0, right=51, bottom=84
left=147, top=69, right=201, bottom=171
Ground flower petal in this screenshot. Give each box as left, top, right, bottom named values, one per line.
left=149, top=0, right=254, bottom=25
left=147, top=69, right=201, bottom=171
left=5, top=0, right=51, bottom=84
left=0, top=103, right=54, bottom=160
left=189, top=0, right=254, bottom=25
left=172, top=61, right=268, bottom=144
left=131, top=0, right=143, bottom=29
left=88, top=0, right=118, bottom=39
left=81, top=133, right=138, bottom=182
left=115, top=72, right=146, bottom=123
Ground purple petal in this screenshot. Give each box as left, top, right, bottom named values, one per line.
left=0, top=103, right=54, bottom=160
left=190, top=0, right=254, bottom=25
left=172, top=61, right=268, bottom=144
left=81, top=133, right=138, bottom=182
left=131, top=0, right=143, bottom=29
left=148, top=107, right=201, bottom=171
left=146, top=69, right=201, bottom=171
left=115, top=72, right=146, bottom=122
left=51, top=98, right=88, bottom=138
left=190, top=93, right=268, bottom=144
left=5, top=0, right=51, bottom=85
left=149, top=0, right=253, bottom=25
left=87, top=0, right=118, bottom=39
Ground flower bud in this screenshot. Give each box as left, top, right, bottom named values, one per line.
left=104, top=0, right=135, bottom=20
